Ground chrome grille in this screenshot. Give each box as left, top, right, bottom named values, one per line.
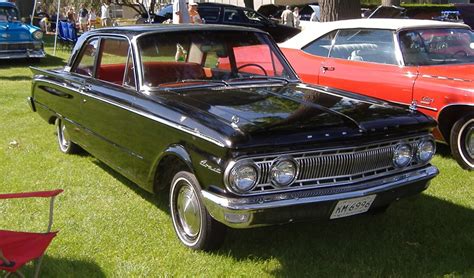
left=247, top=135, right=427, bottom=193
left=0, top=43, right=34, bottom=51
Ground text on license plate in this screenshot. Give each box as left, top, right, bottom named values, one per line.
left=330, top=195, right=376, bottom=219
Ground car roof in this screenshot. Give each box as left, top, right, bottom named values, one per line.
left=280, top=18, right=470, bottom=49
left=87, top=23, right=266, bottom=38
left=0, top=2, right=17, bottom=8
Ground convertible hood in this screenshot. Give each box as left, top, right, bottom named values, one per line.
left=418, top=64, right=474, bottom=83
left=164, top=83, right=435, bottom=147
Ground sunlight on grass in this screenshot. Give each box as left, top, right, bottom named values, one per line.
left=0, top=36, right=472, bottom=277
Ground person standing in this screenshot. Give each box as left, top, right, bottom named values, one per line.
left=88, top=8, right=97, bottom=30
left=172, top=0, right=189, bottom=24
left=78, top=3, right=89, bottom=32
left=293, top=7, right=300, bottom=28
left=101, top=1, right=111, bottom=27
left=188, top=1, right=201, bottom=24
left=280, top=5, right=294, bottom=27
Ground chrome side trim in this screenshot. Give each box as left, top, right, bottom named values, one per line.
left=32, top=78, right=226, bottom=147
left=202, top=165, right=438, bottom=228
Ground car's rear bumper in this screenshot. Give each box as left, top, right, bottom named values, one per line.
left=202, top=165, right=438, bottom=228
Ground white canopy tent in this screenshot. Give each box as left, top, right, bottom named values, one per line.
left=30, top=0, right=62, bottom=55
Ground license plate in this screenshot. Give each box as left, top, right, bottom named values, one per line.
left=330, top=195, right=376, bottom=219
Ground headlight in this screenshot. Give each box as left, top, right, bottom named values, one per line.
left=228, top=161, right=258, bottom=193
left=33, top=30, right=43, bottom=40
left=417, top=139, right=435, bottom=163
left=393, top=143, right=413, bottom=168
left=270, top=157, right=298, bottom=187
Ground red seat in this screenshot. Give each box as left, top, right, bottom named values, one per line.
left=143, top=62, right=205, bottom=86
left=97, top=64, right=126, bottom=85
left=0, top=189, right=63, bottom=277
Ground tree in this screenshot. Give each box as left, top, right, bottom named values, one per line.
left=319, top=0, right=361, bottom=22
left=243, top=0, right=254, bottom=10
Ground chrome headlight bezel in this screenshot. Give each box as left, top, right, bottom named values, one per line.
left=32, top=30, right=43, bottom=40
left=270, top=156, right=299, bottom=187
left=416, top=138, right=436, bottom=163
left=225, top=160, right=260, bottom=193
left=393, top=143, right=413, bottom=168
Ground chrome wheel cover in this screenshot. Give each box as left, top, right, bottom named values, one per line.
left=57, top=120, right=70, bottom=151
left=171, top=177, right=203, bottom=246
left=177, top=184, right=202, bottom=237
left=466, top=124, right=474, bottom=159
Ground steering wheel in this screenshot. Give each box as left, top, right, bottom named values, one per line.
left=236, top=63, right=268, bottom=76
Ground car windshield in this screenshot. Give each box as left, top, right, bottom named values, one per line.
left=399, top=28, right=474, bottom=66
left=0, top=7, right=19, bottom=21
left=137, top=30, right=296, bottom=89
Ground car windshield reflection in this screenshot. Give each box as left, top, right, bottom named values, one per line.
left=399, top=28, right=474, bottom=66
left=137, top=30, right=297, bottom=89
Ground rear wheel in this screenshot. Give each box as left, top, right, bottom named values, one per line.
left=169, top=171, right=226, bottom=250
left=450, top=114, right=474, bottom=171
left=56, top=118, right=80, bottom=154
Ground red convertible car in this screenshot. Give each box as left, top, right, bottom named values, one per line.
left=280, top=19, right=474, bottom=170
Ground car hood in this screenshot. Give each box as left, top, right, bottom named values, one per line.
left=418, top=64, right=474, bottom=83
left=156, top=83, right=435, bottom=148
left=0, top=21, right=35, bottom=42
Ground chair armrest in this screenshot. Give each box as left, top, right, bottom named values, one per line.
left=0, top=190, right=63, bottom=200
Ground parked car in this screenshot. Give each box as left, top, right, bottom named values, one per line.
left=30, top=24, right=438, bottom=250
left=280, top=19, right=474, bottom=170
left=0, top=2, right=45, bottom=60
left=197, top=3, right=300, bottom=43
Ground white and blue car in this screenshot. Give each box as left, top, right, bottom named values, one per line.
left=0, top=2, right=45, bottom=59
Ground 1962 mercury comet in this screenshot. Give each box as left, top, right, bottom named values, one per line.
left=30, top=24, right=438, bottom=250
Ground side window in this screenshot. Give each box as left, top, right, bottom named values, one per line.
left=302, top=31, right=337, bottom=57
left=330, top=29, right=397, bottom=65
left=223, top=8, right=247, bottom=23
left=72, top=38, right=99, bottom=77
left=96, top=38, right=132, bottom=85
left=124, top=50, right=136, bottom=88
left=199, top=7, right=220, bottom=23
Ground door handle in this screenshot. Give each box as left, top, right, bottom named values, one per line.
left=81, top=84, right=92, bottom=92
left=321, top=66, right=335, bottom=73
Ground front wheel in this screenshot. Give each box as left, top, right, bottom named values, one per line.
left=450, top=114, right=474, bottom=171
left=56, top=118, right=80, bottom=154
left=169, top=171, right=226, bottom=250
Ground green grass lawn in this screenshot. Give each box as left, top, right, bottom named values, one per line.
left=0, top=36, right=473, bottom=277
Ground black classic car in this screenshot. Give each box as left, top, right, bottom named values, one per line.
left=30, top=24, right=439, bottom=250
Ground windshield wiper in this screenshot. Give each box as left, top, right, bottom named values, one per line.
left=228, top=76, right=290, bottom=84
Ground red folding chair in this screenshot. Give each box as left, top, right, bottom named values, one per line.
left=0, top=190, right=63, bottom=278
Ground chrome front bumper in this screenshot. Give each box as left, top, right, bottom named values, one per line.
left=0, top=49, right=45, bottom=59
left=202, top=165, right=439, bottom=228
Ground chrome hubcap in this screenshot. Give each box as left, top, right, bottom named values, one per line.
left=466, top=125, right=474, bottom=159
left=60, top=124, right=70, bottom=149
left=176, top=184, right=201, bottom=238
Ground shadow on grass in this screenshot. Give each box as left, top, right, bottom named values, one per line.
left=221, top=194, right=474, bottom=277
left=92, top=160, right=474, bottom=276
left=0, top=54, right=65, bottom=69
left=92, top=160, right=169, bottom=213
left=436, top=142, right=453, bottom=159
left=5, top=255, right=105, bottom=277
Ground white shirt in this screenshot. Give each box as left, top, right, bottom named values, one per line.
left=172, top=0, right=189, bottom=24
left=101, top=4, right=110, bottom=19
